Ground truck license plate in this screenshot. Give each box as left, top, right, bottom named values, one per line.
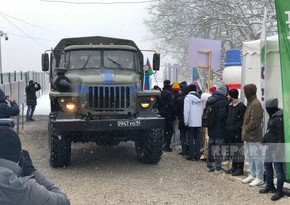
left=117, top=120, right=141, bottom=127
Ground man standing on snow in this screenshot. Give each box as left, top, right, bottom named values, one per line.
left=25, top=80, right=41, bottom=122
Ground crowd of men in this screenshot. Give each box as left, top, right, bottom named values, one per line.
left=155, top=80, right=286, bottom=202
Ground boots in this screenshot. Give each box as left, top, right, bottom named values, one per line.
left=271, top=188, right=284, bottom=201
left=259, top=183, right=276, bottom=194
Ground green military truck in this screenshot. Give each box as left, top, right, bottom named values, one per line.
left=41, top=36, right=164, bottom=167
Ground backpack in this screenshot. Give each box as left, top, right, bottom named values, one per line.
left=202, top=103, right=215, bottom=128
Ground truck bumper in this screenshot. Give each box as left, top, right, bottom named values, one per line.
left=50, top=117, right=164, bottom=131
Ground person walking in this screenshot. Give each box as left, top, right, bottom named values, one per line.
left=241, top=84, right=264, bottom=186
left=184, top=84, right=203, bottom=161
left=158, top=80, right=175, bottom=152
left=0, top=88, right=20, bottom=118
left=259, top=98, right=285, bottom=201
left=26, top=80, right=41, bottom=122
left=205, top=85, right=229, bottom=173
left=0, top=126, right=71, bottom=205
left=226, top=89, right=246, bottom=176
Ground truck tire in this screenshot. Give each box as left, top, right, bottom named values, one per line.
left=49, top=122, right=71, bottom=167
left=135, top=128, right=163, bottom=164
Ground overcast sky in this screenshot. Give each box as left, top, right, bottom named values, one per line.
left=0, top=0, right=154, bottom=73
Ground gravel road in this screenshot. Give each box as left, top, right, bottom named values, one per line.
left=18, top=115, right=289, bottom=205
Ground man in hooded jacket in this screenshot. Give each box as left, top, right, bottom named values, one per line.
left=259, top=98, right=285, bottom=201
left=0, top=126, right=70, bottom=205
left=241, top=84, right=264, bottom=187
left=0, top=88, right=20, bottom=118
left=205, top=85, right=229, bottom=173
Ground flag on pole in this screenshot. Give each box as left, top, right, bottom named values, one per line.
left=275, top=0, right=290, bottom=179
left=144, top=58, right=152, bottom=90
left=260, top=7, right=267, bottom=134
left=146, top=58, right=154, bottom=76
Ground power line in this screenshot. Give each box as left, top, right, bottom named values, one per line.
left=0, top=12, right=63, bottom=36
left=0, top=14, right=48, bottom=49
left=7, top=32, right=57, bottom=42
left=39, top=0, right=155, bottom=4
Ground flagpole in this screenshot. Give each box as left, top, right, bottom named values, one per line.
left=260, top=7, right=267, bottom=134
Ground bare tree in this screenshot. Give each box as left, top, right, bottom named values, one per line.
left=144, top=0, right=276, bottom=86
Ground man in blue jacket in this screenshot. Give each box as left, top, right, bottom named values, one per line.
left=0, top=126, right=70, bottom=205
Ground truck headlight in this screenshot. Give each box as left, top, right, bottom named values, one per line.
left=66, top=102, right=76, bottom=111
left=140, top=102, right=150, bottom=108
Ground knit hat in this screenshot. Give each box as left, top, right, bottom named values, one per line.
left=217, top=86, right=227, bottom=96
left=209, top=86, right=216, bottom=93
left=265, top=98, right=278, bottom=108
left=163, top=80, right=171, bottom=86
left=228, top=89, right=239, bottom=99
left=172, top=82, right=180, bottom=92
left=0, top=127, right=22, bottom=163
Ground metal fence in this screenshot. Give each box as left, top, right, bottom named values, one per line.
left=0, top=71, right=49, bottom=132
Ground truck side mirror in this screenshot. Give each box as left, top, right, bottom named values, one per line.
left=153, top=53, right=160, bottom=71
left=42, top=53, right=49, bottom=71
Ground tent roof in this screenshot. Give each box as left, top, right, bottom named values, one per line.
left=242, top=35, right=279, bottom=56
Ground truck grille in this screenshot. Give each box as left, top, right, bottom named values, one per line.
left=88, top=86, right=130, bottom=111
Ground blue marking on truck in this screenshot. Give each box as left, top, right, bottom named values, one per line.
left=77, top=85, right=89, bottom=94
left=103, top=69, right=113, bottom=84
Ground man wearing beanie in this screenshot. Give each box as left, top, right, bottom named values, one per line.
left=0, top=88, right=20, bottom=118
left=241, top=84, right=264, bottom=187
left=0, top=126, right=70, bottom=205
left=259, top=98, right=285, bottom=201
left=226, top=89, right=246, bottom=176
left=205, top=85, right=229, bottom=173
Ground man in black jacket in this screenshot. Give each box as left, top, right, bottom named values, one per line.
left=0, top=126, right=70, bottom=205
left=259, top=98, right=285, bottom=201
left=25, top=80, right=41, bottom=122
left=158, top=80, right=175, bottom=152
left=226, top=89, right=246, bottom=176
left=206, top=85, right=228, bottom=174
left=0, top=88, right=20, bottom=118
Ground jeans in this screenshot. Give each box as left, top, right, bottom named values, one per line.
left=26, top=104, right=36, bottom=120
left=179, top=128, right=188, bottom=155
left=163, top=120, right=174, bottom=148
left=244, top=142, right=263, bottom=179
left=264, top=148, right=285, bottom=190
left=207, top=137, right=225, bottom=170
left=187, top=127, right=201, bottom=159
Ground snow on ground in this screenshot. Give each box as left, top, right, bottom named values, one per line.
left=27, top=93, right=50, bottom=115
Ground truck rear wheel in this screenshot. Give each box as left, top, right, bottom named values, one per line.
left=135, top=128, right=163, bottom=164
left=49, top=123, right=71, bottom=167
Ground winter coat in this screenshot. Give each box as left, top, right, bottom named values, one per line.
left=26, top=83, right=41, bottom=105
left=262, top=109, right=284, bottom=143
left=0, top=89, right=20, bottom=118
left=157, top=85, right=175, bottom=122
left=207, top=91, right=228, bottom=139
left=184, top=91, right=203, bottom=127
left=176, top=94, right=186, bottom=130
left=242, top=95, right=263, bottom=142
left=226, top=100, right=246, bottom=142
left=0, top=158, right=70, bottom=205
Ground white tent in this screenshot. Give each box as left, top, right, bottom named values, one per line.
left=242, top=35, right=283, bottom=108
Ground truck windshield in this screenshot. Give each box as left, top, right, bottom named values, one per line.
left=104, top=50, right=135, bottom=70
left=68, top=50, right=101, bottom=69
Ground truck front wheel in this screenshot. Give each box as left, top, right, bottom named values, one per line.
left=49, top=125, right=71, bottom=167
left=135, top=128, right=163, bottom=164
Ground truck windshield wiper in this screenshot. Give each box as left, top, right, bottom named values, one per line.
left=107, top=58, right=123, bottom=69
left=81, top=55, right=91, bottom=69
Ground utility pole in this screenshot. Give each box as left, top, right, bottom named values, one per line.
left=0, top=31, right=9, bottom=74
